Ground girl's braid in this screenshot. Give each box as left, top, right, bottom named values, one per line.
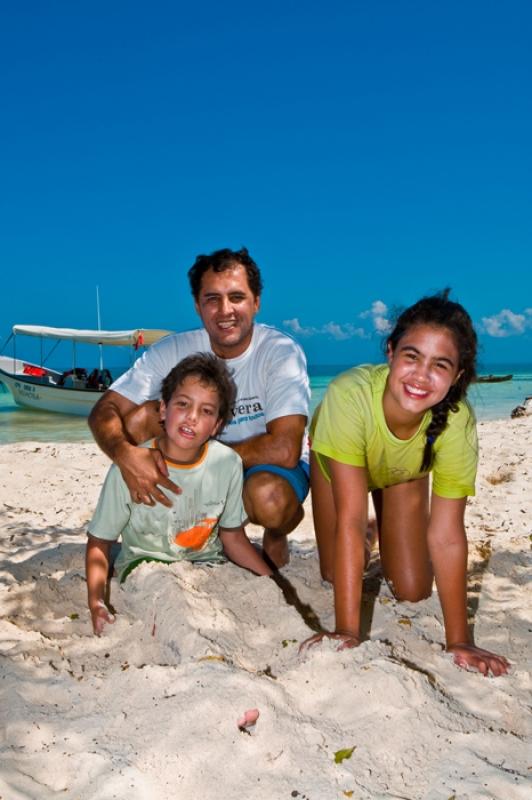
left=421, top=391, right=459, bottom=472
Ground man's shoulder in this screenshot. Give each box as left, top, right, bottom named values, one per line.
left=253, top=323, right=306, bottom=356
left=154, top=328, right=210, bottom=352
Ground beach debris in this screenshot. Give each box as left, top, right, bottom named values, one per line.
left=198, top=654, right=226, bottom=663
left=237, top=708, right=260, bottom=733
left=485, top=466, right=514, bottom=485
left=334, top=746, right=356, bottom=764
left=258, top=664, right=277, bottom=679
left=511, top=396, right=532, bottom=418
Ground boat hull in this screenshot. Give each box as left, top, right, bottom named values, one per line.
left=0, top=365, right=100, bottom=416
left=476, top=374, right=513, bottom=383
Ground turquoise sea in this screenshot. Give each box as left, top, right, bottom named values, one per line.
left=0, top=363, right=531, bottom=445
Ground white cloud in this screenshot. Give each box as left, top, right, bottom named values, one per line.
left=481, top=309, right=527, bottom=338
left=282, top=318, right=317, bottom=337
left=360, top=299, right=391, bottom=334
left=322, top=322, right=350, bottom=340
left=283, top=319, right=366, bottom=340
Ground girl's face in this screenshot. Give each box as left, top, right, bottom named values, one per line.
left=385, top=324, right=462, bottom=421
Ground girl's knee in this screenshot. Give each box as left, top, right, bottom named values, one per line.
left=320, top=567, right=334, bottom=584
left=387, top=577, right=433, bottom=603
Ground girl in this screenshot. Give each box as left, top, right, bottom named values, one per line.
left=306, top=290, right=509, bottom=676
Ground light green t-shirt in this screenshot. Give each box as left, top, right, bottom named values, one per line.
left=311, top=364, right=478, bottom=498
left=88, top=439, right=246, bottom=581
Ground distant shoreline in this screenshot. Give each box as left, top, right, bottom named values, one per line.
left=1, top=363, right=531, bottom=444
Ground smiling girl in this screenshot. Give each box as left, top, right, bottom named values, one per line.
left=306, top=290, right=509, bottom=676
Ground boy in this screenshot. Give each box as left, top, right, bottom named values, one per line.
left=86, top=353, right=273, bottom=635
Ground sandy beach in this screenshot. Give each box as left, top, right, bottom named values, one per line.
left=1, top=418, right=531, bottom=800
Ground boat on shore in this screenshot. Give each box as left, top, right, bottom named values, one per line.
left=476, top=374, right=513, bottom=383
left=0, top=325, right=172, bottom=416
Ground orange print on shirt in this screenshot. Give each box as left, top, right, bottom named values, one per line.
left=174, top=518, right=217, bottom=550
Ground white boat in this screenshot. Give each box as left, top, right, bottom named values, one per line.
left=0, top=325, right=172, bottom=416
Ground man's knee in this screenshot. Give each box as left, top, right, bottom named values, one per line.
left=243, top=471, right=299, bottom=528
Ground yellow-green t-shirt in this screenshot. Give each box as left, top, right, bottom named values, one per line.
left=311, top=364, right=478, bottom=498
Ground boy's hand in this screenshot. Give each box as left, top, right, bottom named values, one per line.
left=90, top=599, right=116, bottom=636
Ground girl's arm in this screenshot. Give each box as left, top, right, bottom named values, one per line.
left=219, top=527, right=273, bottom=576
left=428, top=494, right=509, bottom=676
left=86, top=534, right=116, bottom=635
left=303, top=461, right=368, bottom=651
left=331, top=461, right=369, bottom=641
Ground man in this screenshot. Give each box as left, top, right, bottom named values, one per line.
left=88, top=247, right=310, bottom=568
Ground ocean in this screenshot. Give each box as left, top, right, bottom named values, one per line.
left=1, top=363, right=531, bottom=445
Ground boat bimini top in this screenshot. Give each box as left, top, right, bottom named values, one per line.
left=11, top=326, right=173, bottom=348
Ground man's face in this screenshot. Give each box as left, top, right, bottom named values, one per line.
left=195, top=265, right=260, bottom=358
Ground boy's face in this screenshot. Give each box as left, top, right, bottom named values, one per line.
left=159, top=375, right=222, bottom=462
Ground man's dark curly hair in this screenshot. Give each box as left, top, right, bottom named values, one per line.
left=160, top=352, right=236, bottom=430
left=188, top=247, right=263, bottom=300
left=385, top=288, right=477, bottom=472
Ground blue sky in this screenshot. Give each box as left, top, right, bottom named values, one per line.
left=1, top=0, right=531, bottom=369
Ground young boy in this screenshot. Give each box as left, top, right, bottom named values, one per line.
left=86, top=353, right=273, bottom=635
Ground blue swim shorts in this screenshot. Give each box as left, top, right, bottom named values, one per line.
left=244, top=460, right=310, bottom=504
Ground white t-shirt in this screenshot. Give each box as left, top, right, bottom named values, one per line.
left=111, top=323, right=311, bottom=462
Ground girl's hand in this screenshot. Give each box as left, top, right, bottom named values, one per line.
left=90, top=599, right=116, bottom=636
left=447, top=643, right=510, bottom=676
left=299, top=631, right=360, bottom=654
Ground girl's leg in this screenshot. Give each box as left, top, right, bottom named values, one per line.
left=310, top=452, right=336, bottom=582
left=372, top=476, right=433, bottom=602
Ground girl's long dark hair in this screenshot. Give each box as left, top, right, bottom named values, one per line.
left=386, top=289, right=477, bottom=471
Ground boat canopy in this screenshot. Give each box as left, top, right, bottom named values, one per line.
left=12, top=325, right=173, bottom=348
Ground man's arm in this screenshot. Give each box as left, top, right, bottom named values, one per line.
left=226, top=414, right=307, bottom=469
left=89, top=391, right=180, bottom=507
left=88, top=390, right=141, bottom=457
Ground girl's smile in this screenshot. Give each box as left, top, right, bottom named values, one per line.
left=384, top=324, right=461, bottom=435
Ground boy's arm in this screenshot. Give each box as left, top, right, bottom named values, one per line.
left=219, top=527, right=273, bottom=576
left=86, top=534, right=116, bottom=635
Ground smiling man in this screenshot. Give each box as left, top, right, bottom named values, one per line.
left=88, top=247, right=310, bottom=567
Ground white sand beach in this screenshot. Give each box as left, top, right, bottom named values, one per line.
left=1, top=419, right=531, bottom=800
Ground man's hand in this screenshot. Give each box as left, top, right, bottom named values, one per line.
left=116, top=444, right=181, bottom=507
